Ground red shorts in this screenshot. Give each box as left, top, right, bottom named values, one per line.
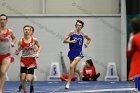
left=0, top=53, right=14, bottom=63
left=20, top=57, right=37, bottom=69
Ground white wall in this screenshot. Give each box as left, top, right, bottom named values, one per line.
left=0, top=0, right=119, bottom=14
left=6, top=16, right=121, bottom=81
left=0, top=0, right=43, bottom=14
left=46, top=0, right=119, bottom=14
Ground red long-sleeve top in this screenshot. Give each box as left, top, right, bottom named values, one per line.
left=127, top=33, right=140, bottom=80
left=83, top=65, right=96, bottom=79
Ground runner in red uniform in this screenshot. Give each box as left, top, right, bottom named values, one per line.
left=0, top=14, right=16, bottom=93
left=15, top=25, right=41, bottom=93
left=17, top=26, right=39, bottom=93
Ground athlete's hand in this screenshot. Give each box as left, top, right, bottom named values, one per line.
left=15, top=50, right=19, bottom=55
left=84, top=43, right=88, bottom=48
left=34, top=53, right=39, bottom=58
left=11, top=42, right=14, bottom=47
left=71, top=39, right=77, bottom=43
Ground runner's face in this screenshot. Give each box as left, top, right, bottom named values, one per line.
left=24, top=27, right=31, bottom=35
left=0, top=16, right=7, bottom=27
left=75, top=22, right=83, bottom=31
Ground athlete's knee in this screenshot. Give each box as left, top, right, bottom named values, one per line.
left=70, top=64, right=75, bottom=70
left=26, top=76, right=34, bottom=82
left=21, top=77, right=26, bottom=82
left=0, top=71, right=6, bottom=77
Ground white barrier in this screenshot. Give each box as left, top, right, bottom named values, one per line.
left=48, top=62, right=61, bottom=81
left=105, top=62, right=119, bottom=81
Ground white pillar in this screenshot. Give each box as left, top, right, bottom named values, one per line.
left=121, top=0, right=127, bottom=81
